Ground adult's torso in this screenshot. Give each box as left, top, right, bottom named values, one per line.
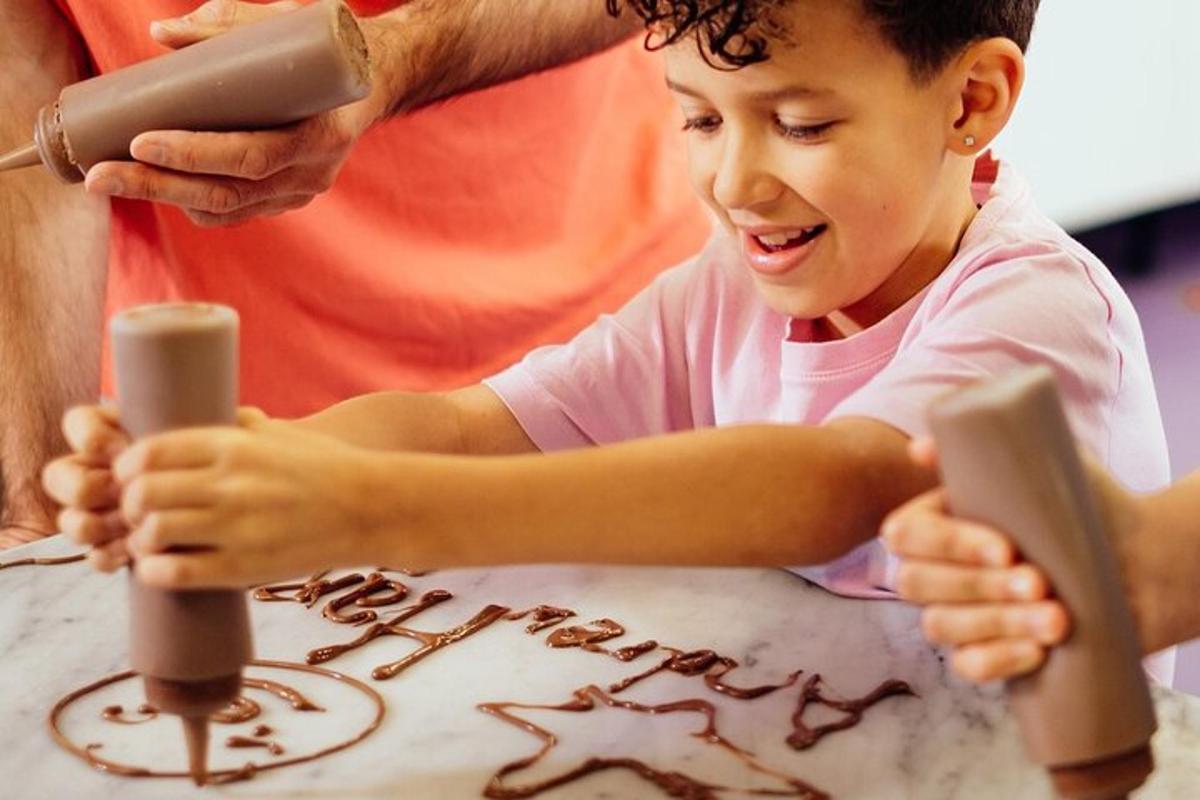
left=51, top=0, right=708, bottom=415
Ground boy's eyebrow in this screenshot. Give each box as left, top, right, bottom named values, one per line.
left=665, top=79, right=832, bottom=102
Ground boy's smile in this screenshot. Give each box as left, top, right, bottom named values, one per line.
left=664, top=0, right=984, bottom=333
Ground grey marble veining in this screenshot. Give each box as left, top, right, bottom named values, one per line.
left=1, top=535, right=1197, bottom=800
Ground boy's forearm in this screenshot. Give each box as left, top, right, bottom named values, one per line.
left=0, top=0, right=110, bottom=537
left=365, top=0, right=638, bottom=116
left=1134, top=471, right=1200, bottom=652
left=377, top=422, right=935, bottom=569
left=294, top=384, right=537, bottom=456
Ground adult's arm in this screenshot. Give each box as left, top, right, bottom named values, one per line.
left=0, top=0, right=110, bottom=547
left=84, top=0, right=641, bottom=226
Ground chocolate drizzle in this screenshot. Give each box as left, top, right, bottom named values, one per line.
left=49, top=660, right=384, bottom=784
left=321, top=572, right=409, bottom=625
left=100, top=703, right=158, bottom=724
left=479, top=684, right=829, bottom=799
left=0, top=552, right=86, bottom=571
left=506, top=605, right=577, bottom=633
left=226, top=735, right=284, bottom=756
left=786, top=674, right=915, bottom=751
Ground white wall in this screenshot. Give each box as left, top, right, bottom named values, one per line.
left=995, top=0, right=1200, bottom=231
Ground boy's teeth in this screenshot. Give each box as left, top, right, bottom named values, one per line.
left=757, top=230, right=805, bottom=246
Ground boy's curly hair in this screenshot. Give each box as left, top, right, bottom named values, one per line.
left=607, top=0, right=1040, bottom=79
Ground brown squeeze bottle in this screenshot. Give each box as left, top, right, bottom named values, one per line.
left=927, top=366, right=1156, bottom=800
left=110, top=303, right=253, bottom=786
left=0, top=0, right=370, bottom=180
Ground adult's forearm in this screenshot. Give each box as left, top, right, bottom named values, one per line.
left=1136, top=470, right=1200, bottom=652
left=0, top=0, right=110, bottom=534
left=380, top=422, right=935, bottom=569
left=365, top=0, right=639, bottom=115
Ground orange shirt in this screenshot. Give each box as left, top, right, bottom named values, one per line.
left=50, top=0, right=708, bottom=416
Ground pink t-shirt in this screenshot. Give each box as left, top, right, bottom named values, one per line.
left=485, top=160, right=1169, bottom=596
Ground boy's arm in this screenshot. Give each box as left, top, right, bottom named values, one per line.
left=378, top=417, right=936, bottom=568
left=293, top=385, right=538, bottom=456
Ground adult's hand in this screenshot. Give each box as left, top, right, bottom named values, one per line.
left=83, top=0, right=394, bottom=228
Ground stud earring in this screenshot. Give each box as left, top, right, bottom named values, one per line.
left=964, top=135, right=977, bottom=147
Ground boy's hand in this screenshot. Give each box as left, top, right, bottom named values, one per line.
left=882, top=438, right=1147, bottom=683
left=106, top=412, right=380, bottom=588
left=42, top=405, right=132, bottom=570
left=83, top=0, right=394, bottom=228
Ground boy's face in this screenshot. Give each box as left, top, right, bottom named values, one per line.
left=665, top=0, right=973, bottom=324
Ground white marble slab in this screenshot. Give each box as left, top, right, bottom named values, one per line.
left=2, top=535, right=1198, bottom=800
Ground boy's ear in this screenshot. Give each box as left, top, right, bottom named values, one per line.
left=944, top=37, right=1026, bottom=156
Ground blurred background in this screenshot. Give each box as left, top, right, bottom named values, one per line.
left=994, top=0, right=1200, bottom=692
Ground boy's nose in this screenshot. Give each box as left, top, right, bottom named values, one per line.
left=711, top=133, right=781, bottom=211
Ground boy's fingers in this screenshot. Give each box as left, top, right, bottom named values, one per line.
left=951, top=638, right=1046, bottom=683
left=87, top=538, right=132, bottom=573
left=114, top=430, right=231, bottom=484
left=896, top=562, right=1048, bottom=604
left=136, top=550, right=252, bottom=590
left=121, top=471, right=218, bottom=526
left=127, top=509, right=220, bottom=557
left=884, top=506, right=1014, bottom=567
left=62, top=405, right=128, bottom=461
left=922, top=601, right=1070, bottom=646
left=59, top=508, right=127, bottom=547
left=41, top=457, right=120, bottom=510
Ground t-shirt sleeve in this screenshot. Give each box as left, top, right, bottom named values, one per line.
left=484, top=250, right=709, bottom=451
left=827, top=249, right=1122, bottom=459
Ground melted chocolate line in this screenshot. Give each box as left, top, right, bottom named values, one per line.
left=478, top=684, right=827, bottom=799
left=100, top=703, right=159, bottom=725
left=306, top=589, right=454, bottom=665
left=371, top=604, right=512, bottom=681
left=376, top=566, right=432, bottom=577
left=0, top=552, right=86, bottom=571
left=209, top=696, right=260, bottom=725
left=252, top=724, right=273, bottom=737
left=49, top=660, right=385, bottom=783
left=320, top=572, right=409, bottom=625
left=253, top=571, right=363, bottom=607
left=545, top=618, right=624, bottom=649
left=226, top=735, right=285, bottom=756
left=786, top=675, right=915, bottom=751
left=505, top=605, right=577, bottom=634
left=241, top=678, right=325, bottom=712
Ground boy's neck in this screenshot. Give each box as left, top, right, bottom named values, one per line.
left=824, top=162, right=983, bottom=337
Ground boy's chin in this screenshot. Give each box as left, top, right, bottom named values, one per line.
left=755, top=283, right=834, bottom=321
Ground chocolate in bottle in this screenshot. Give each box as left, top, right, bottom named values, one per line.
left=928, top=366, right=1156, bottom=799
left=0, top=0, right=370, bottom=182
left=111, top=303, right=253, bottom=785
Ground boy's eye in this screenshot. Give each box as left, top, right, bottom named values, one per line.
left=682, top=115, right=722, bottom=134
left=776, top=118, right=835, bottom=142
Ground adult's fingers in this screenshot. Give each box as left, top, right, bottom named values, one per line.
left=896, top=561, right=1048, bottom=604
left=149, top=0, right=300, bottom=48
left=922, top=601, right=1070, bottom=646
left=85, top=161, right=290, bottom=215
left=907, top=437, right=939, bottom=470
left=184, top=193, right=315, bottom=229
left=883, top=490, right=1015, bottom=567
left=128, top=127, right=310, bottom=180
left=951, top=638, right=1047, bottom=683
